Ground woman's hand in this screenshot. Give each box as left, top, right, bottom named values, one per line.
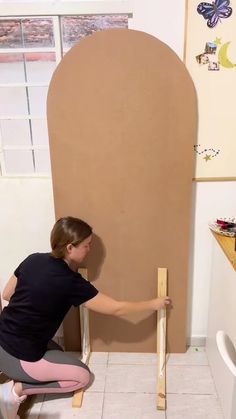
left=150, top=297, right=172, bottom=311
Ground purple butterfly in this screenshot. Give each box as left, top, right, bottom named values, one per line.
left=197, top=0, right=232, bottom=28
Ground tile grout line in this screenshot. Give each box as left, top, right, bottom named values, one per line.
left=107, top=362, right=208, bottom=366
left=89, top=390, right=218, bottom=395
left=206, top=354, right=225, bottom=418
left=100, top=352, right=109, bottom=419
left=38, top=394, right=46, bottom=419
left=28, top=393, right=45, bottom=419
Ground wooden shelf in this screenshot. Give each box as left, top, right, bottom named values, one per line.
left=211, top=231, right=236, bottom=271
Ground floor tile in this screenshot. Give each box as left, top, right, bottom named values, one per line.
left=39, top=392, right=104, bottom=419
left=89, top=352, right=108, bottom=365
left=167, top=347, right=208, bottom=366
left=23, top=349, right=223, bottom=419
left=102, top=392, right=165, bottom=419
left=108, top=347, right=208, bottom=367
left=108, top=352, right=156, bottom=365
left=166, top=365, right=216, bottom=395
left=86, top=364, right=107, bottom=393
left=166, top=394, right=224, bottom=419
left=19, top=394, right=44, bottom=419
left=67, top=351, right=108, bottom=366
left=105, top=364, right=156, bottom=393
left=25, top=394, right=45, bottom=419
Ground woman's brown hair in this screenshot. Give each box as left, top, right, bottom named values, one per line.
left=50, top=216, right=92, bottom=258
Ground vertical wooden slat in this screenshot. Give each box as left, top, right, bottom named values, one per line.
left=72, top=268, right=90, bottom=408
left=157, top=268, right=167, bottom=410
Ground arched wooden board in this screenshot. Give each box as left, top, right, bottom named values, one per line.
left=47, top=28, right=197, bottom=352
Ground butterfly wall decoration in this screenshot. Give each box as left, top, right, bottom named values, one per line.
left=197, top=0, right=232, bottom=28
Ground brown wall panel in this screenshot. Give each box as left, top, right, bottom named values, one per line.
left=47, top=29, right=197, bottom=352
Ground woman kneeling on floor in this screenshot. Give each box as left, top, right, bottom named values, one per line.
left=0, top=216, right=171, bottom=419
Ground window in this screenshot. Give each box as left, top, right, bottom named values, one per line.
left=0, top=2, right=131, bottom=176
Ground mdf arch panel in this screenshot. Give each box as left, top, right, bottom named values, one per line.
left=47, top=28, right=197, bottom=353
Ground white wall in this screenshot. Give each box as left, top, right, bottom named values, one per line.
left=0, top=0, right=234, bottom=343
left=129, top=0, right=186, bottom=59
left=190, top=181, right=236, bottom=340
left=0, top=178, right=55, bottom=306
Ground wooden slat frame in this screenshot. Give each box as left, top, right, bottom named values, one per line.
left=157, top=268, right=167, bottom=410
left=72, top=268, right=90, bottom=408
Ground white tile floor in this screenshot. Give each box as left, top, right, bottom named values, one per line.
left=23, top=347, right=224, bottom=419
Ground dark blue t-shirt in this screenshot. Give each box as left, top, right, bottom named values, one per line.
left=0, top=253, right=98, bottom=361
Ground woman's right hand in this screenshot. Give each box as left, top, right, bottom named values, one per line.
left=151, top=297, right=172, bottom=311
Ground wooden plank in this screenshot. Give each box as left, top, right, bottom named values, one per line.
left=193, top=177, right=236, bottom=182
left=72, top=389, right=84, bottom=408
left=72, top=268, right=90, bottom=408
left=79, top=269, right=91, bottom=363
left=157, top=268, right=167, bottom=410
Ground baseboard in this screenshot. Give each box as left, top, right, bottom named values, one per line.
left=53, top=335, right=206, bottom=350
left=187, top=336, right=206, bottom=347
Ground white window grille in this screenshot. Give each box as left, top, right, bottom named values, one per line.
left=0, top=1, right=132, bottom=176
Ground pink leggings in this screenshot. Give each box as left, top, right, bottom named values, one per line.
left=0, top=343, right=91, bottom=396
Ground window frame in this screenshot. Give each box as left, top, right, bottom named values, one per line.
left=0, top=1, right=132, bottom=177
left=0, top=1, right=132, bottom=17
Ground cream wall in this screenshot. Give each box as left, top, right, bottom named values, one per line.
left=129, top=0, right=186, bottom=58
left=0, top=178, right=55, bottom=307
left=0, top=0, right=234, bottom=343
